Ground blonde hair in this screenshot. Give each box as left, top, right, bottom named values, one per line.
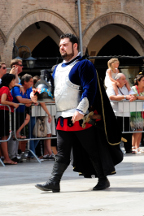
left=107, top=58, right=119, bottom=70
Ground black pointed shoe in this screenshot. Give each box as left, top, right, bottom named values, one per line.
left=35, top=160, right=68, bottom=193
left=35, top=182, right=60, bottom=192
left=93, top=177, right=110, bottom=190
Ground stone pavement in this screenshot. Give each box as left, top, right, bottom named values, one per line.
left=0, top=152, right=144, bottom=216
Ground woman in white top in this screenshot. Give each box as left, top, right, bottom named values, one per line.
left=130, top=73, right=144, bottom=153
left=105, top=58, right=131, bottom=95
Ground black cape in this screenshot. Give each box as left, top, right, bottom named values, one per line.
left=72, top=70, right=123, bottom=177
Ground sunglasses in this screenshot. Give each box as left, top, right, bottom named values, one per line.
left=13, top=64, right=23, bottom=67
left=16, top=64, right=23, bottom=67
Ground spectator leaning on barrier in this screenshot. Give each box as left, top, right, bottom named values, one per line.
left=0, top=62, right=7, bottom=84
left=106, top=73, right=136, bottom=153
left=32, top=75, right=56, bottom=160
left=28, top=75, right=53, bottom=160
left=130, top=72, right=144, bottom=154
left=9, top=74, right=33, bottom=162
left=104, top=58, right=132, bottom=95
left=11, top=73, right=33, bottom=136
left=0, top=74, right=19, bottom=165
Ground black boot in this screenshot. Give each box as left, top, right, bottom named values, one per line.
left=91, top=161, right=110, bottom=190
left=35, top=161, right=68, bottom=192
left=93, top=177, right=110, bottom=190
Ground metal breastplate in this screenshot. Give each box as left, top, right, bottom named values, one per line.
left=54, top=60, right=81, bottom=114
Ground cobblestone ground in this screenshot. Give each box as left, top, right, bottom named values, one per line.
left=0, top=149, right=144, bottom=216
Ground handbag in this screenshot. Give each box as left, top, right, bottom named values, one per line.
left=33, top=117, right=47, bottom=137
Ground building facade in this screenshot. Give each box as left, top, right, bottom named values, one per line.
left=0, top=0, right=144, bottom=80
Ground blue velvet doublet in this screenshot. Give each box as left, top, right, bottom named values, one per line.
left=52, top=56, right=97, bottom=107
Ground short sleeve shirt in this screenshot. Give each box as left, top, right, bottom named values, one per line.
left=0, top=86, right=14, bottom=112
left=106, top=85, right=130, bottom=117
left=11, top=85, right=32, bottom=112
left=131, top=85, right=144, bottom=96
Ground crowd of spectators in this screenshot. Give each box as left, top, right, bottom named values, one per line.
left=0, top=57, right=144, bottom=166
left=0, top=59, right=57, bottom=165
left=105, top=58, right=144, bottom=154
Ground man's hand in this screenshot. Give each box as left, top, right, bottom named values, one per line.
left=13, top=103, right=19, bottom=109
left=71, top=111, right=84, bottom=124
left=25, top=102, right=33, bottom=107
left=10, top=66, right=18, bottom=75
left=126, top=95, right=136, bottom=102
left=19, top=86, right=25, bottom=95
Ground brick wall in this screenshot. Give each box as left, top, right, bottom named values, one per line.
left=0, top=0, right=144, bottom=64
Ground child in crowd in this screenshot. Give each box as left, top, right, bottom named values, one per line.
left=30, top=76, right=56, bottom=160
left=105, top=58, right=132, bottom=95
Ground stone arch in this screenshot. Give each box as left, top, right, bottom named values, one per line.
left=3, top=9, right=76, bottom=64
left=0, top=28, right=6, bottom=44
left=0, top=29, right=7, bottom=60
left=87, top=24, right=144, bottom=56
left=83, top=12, right=144, bottom=54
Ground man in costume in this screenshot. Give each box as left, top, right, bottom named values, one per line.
left=35, top=33, right=123, bottom=192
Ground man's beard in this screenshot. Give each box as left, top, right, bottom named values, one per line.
left=61, top=49, right=74, bottom=62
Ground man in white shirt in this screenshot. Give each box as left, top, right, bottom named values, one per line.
left=106, top=73, right=136, bottom=153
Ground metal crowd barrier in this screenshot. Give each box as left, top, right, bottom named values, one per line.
left=1, top=100, right=143, bottom=166
left=14, top=103, right=57, bottom=163
left=113, top=100, right=144, bottom=133
left=0, top=103, right=57, bottom=166
left=0, top=104, right=13, bottom=167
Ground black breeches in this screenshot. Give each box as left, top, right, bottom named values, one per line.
left=57, top=127, right=100, bottom=165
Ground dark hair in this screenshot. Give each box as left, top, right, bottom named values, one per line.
left=134, top=73, right=144, bottom=85
left=21, top=74, right=32, bottom=85
left=60, top=33, right=79, bottom=50
left=33, top=75, right=40, bottom=86
left=0, top=73, right=15, bottom=88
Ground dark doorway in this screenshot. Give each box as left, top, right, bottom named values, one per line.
left=21, top=36, right=62, bottom=76
left=32, top=36, right=60, bottom=58
left=32, top=36, right=61, bottom=70
left=94, top=35, right=143, bottom=81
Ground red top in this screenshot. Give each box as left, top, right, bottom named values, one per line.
left=56, top=118, right=92, bottom=131
left=0, top=86, right=14, bottom=112
left=56, top=110, right=101, bottom=131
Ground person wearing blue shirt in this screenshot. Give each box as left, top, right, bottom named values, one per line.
left=11, top=74, right=33, bottom=137
left=9, top=74, right=33, bottom=162
left=12, top=84, right=32, bottom=113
